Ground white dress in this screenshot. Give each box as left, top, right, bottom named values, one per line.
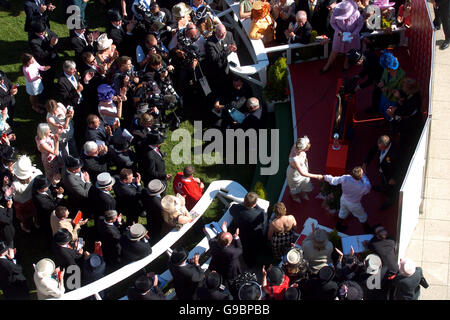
left=286, top=151, right=313, bottom=195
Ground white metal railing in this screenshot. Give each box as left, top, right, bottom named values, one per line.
left=49, top=180, right=251, bottom=300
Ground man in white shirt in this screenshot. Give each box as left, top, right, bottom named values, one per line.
left=324, top=166, right=371, bottom=233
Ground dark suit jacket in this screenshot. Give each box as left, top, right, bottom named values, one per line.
left=139, top=145, right=167, bottom=185
left=300, top=278, right=339, bottom=300
left=0, top=207, right=14, bottom=248
left=0, top=72, right=15, bottom=110
left=107, top=24, right=135, bottom=58
left=70, top=34, right=95, bottom=65
left=97, top=217, right=123, bottom=266
left=369, top=236, right=399, bottom=275
left=240, top=106, right=264, bottom=130
left=205, top=32, right=235, bottom=76
left=119, top=236, right=152, bottom=265
left=24, top=0, right=50, bottom=33
left=61, top=169, right=92, bottom=206
left=81, top=153, right=109, bottom=183
left=32, top=190, right=62, bottom=226
left=392, top=267, right=422, bottom=300
left=169, top=262, right=204, bottom=300
left=364, top=143, right=402, bottom=182
left=0, top=258, right=29, bottom=300
left=297, top=0, right=335, bottom=35
left=51, top=241, right=83, bottom=270
left=208, top=237, right=243, bottom=281
left=109, top=149, right=136, bottom=172
left=291, top=21, right=313, bottom=44
left=87, top=187, right=116, bottom=219
left=229, top=203, right=266, bottom=243
left=113, top=179, right=143, bottom=219
left=127, top=285, right=165, bottom=300
left=56, top=74, right=80, bottom=107
left=141, top=189, right=163, bottom=244
left=28, top=28, right=58, bottom=66
left=85, top=125, right=110, bottom=145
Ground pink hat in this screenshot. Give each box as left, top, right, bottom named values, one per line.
left=374, top=0, right=396, bottom=9
left=399, top=258, right=416, bottom=277
left=333, top=1, right=358, bottom=20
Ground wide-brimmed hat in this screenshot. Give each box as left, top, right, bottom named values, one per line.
left=267, top=266, right=285, bottom=286
left=172, top=2, right=193, bottom=19
left=364, top=254, right=382, bottom=275
left=0, top=241, right=9, bottom=255
left=312, top=229, right=328, bottom=245
left=147, top=179, right=166, bottom=196
left=107, top=8, right=122, bottom=22
left=97, top=84, right=116, bottom=102
left=1, top=145, right=17, bottom=163
left=33, top=174, right=51, bottom=190
left=35, top=258, right=56, bottom=279
left=170, top=248, right=188, bottom=265
left=318, top=265, right=335, bottom=283
left=399, top=258, right=416, bottom=277
left=374, top=0, right=396, bottom=9
left=379, top=50, right=399, bottom=70
left=127, top=223, right=147, bottom=241
left=332, top=1, right=358, bottom=20
left=134, top=275, right=152, bottom=294
left=284, top=286, right=301, bottom=300
left=96, top=172, right=115, bottom=189
left=12, top=155, right=35, bottom=180
left=340, top=281, right=364, bottom=300
left=65, top=155, right=83, bottom=169
left=286, top=248, right=303, bottom=265
left=96, top=33, right=113, bottom=51
left=238, top=281, right=262, bottom=300
left=54, top=228, right=73, bottom=245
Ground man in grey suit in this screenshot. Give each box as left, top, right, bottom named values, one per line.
left=61, top=155, right=92, bottom=211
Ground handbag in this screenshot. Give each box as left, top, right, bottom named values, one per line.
left=194, top=64, right=212, bottom=97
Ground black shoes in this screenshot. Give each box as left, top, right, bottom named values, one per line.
left=440, top=40, right=450, bottom=50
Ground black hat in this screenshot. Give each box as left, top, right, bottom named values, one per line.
left=33, top=174, right=51, bottom=190
left=112, top=135, right=130, bottom=151
left=134, top=275, right=152, bottom=294
left=1, top=145, right=17, bottom=162
left=65, top=155, right=83, bottom=169
left=238, top=281, right=261, bottom=300
left=267, top=266, right=285, bottom=286
left=0, top=241, right=9, bottom=255
left=340, top=281, right=364, bottom=300
left=31, top=20, right=46, bottom=33
left=284, top=287, right=301, bottom=300
left=205, top=271, right=222, bottom=290
left=146, top=132, right=165, bottom=146
left=108, top=8, right=123, bottom=22
left=318, top=265, right=335, bottom=283
left=347, top=49, right=363, bottom=65
left=53, top=228, right=73, bottom=245
left=170, top=248, right=188, bottom=265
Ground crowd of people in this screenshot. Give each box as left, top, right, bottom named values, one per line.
left=0, top=0, right=429, bottom=301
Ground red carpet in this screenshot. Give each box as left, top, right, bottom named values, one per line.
left=284, top=48, right=413, bottom=238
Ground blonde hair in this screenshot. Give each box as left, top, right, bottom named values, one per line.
left=296, top=136, right=310, bottom=151
left=273, top=202, right=287, bottom=218
left=36, top=123, right=50, bottom=139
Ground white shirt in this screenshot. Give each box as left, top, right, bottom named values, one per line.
left=64, top=72, right=78, bottom=89
left=75, top=31, right=88, bottom=46
left=324, top=174, right=371, bottom=203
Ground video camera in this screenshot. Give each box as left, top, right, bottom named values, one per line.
left=177, top=32, right=200, bottom=65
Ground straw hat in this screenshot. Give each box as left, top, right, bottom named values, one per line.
left=147, top=179, right=166, bottom=196
left=13, top=155, right=35, bottom=180
left=96, top=33, right=113, bottom=51
left=96, top=172, right=115, bottom=189
left=35, top=258, right=56, bottom=279
left=286, top=247, right=303, bottom=265
left=364, top=254, right=382, bottom=275
left=172, top=2, right=193, bottom=19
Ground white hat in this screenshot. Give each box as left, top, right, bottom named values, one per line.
left=13, top=155, right=34, bottom=180
left=296, top=136, right=310, bottom=151
left=96, top=33, right=113, bottom=51
left=35, top=258, right=56, bottom=279
left=286, top=248, right=302, bottom=265
left=364, top=254, right=382, bottom=275
left=172, top=2, right=192, bottom=19
left=399, top=258, right=416, bottom=277
left=96, top=172, right=115, bottom=189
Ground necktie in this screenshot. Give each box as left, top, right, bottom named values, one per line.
left=0, top=83, right=7, bottom=92
left=71, top=75, right=76, bottom=83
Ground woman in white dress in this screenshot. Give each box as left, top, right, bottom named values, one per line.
left=286, top=136, right=323, bottom=203
left=22, top=53, right=50, bottom=114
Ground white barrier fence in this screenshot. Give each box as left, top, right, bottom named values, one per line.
left=50, top=180, right=251, bottom=300
left=396, top=118, right=431, bottom=261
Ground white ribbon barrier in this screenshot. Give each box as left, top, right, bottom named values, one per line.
left=50, top=180, right=251, bottom=300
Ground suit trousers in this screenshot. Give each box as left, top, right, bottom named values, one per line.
left=438, top=0, right=450, bottom=40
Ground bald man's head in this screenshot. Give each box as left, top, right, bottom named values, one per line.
left=215, top=24, right=227, bottom=40
left=217, top=232, right=233, bottom=247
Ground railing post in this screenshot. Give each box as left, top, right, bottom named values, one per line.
left=94, top=293, right=102, bottom=300
left=287, top=48, right=292, bottom=65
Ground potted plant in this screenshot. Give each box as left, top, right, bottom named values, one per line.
left=264, top=57, right=290, bottom=112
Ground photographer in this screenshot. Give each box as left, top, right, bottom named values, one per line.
left=136, top=33, right=169, bottom=72
left=130, top=112, right=164, bottom=156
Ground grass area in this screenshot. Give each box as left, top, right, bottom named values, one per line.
left=0, top=0, right=255, bottom=299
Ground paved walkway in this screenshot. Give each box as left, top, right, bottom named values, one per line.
left=404, top=7, right=450, bottom=300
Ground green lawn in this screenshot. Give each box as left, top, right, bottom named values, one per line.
left=0, top=0, right=255, bottom=299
